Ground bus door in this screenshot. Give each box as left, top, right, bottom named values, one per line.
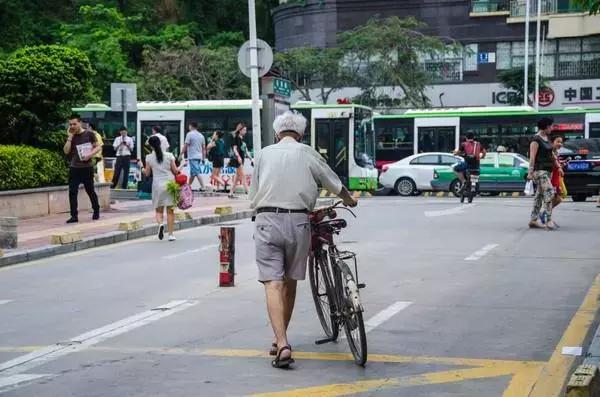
left=585, top=113, right=600, bottom=139
left=316, top=118, right=349, bottom=186
left=414, top=117, right=459, bottom=154
left=140, top=121, right=182, bottom=158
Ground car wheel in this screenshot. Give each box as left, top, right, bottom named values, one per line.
left=572, top=194, right=587, bottom=202
left=449, top=179, right=462, bottom=197
left=395, top=177, right=416, bottom=196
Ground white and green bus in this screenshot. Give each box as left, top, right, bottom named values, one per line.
left=292, top=101, right=378, bottom=191
left=74, top=99, right=378, bottom=191
left=373, top=106, right=600, bottom=170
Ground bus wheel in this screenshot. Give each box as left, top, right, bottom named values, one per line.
left=572, top=194, right=587, bottom=202
left=395, top=177, right=416, bottom=197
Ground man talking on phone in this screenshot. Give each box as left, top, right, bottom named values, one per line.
left=63, top=114, right=102, bottom=223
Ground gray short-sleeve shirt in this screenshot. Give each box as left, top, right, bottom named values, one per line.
left=185, top=130, right=206, bottom=160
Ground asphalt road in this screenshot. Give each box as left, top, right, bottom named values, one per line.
left=1, top=197, right=600, bottom=397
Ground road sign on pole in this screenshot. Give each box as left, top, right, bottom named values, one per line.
left=239, top=3, right=273, bottom=155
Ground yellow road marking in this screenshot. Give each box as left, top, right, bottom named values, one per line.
left=250, top=367, right=519, bottom=397
left=528, top=273, right=600, bottom=397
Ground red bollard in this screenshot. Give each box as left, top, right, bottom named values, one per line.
left=219, top=227, right=235, bottom=287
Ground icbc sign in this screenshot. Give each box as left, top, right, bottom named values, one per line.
left=538, top=87, right=555, bottom=107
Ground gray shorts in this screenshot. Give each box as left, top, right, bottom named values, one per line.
left=254, top=212, right=311, bottom=282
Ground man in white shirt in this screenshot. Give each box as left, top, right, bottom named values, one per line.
left=249, top=111, right=357, bottom=368
left=149, top=126, right=170, bottom=153
left=112, top=126, right=134, bottom=189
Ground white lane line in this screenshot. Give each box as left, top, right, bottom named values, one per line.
left=0, top=374, right=52, bottom=390
left=364, top=301, right=413, bottom=333
left=341, top=301, right=413, bottom=339
left=465, top=244, right=499, bottom=261
left=162, top=244, right=219, bottom=260
left=0, top=300, right=198, bottom=378
left=424, top=205, right=475, bottom=218
left=0, top=300, right=12, bottom=305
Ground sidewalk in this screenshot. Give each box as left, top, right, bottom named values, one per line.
left=15, top=194, right=249, bottom=251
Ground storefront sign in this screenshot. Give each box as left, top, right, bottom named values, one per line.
left=562, top=86, right=600, bottom=106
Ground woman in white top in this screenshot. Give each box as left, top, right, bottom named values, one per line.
left=142, top=136, right=180, bottom=241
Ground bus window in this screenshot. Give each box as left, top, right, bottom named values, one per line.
left=374, top=119, right=414, bottom=168
left=591, top=123, right=600, bottom=138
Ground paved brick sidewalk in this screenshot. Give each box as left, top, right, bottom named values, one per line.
left=15, top=195, right=250, bottom=250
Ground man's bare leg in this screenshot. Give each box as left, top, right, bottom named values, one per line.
left=264, top=281, right=291, bottom=359
left=272, top=279, right=297, bottom=346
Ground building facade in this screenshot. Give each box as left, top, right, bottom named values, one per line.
left=273, top=0, right=600, bottom=110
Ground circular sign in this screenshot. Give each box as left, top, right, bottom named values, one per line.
left=237, top=39, right=273, bottom=78
left=538, top=87, right=555, bottom=107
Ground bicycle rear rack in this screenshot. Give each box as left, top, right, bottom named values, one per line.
left=332, top=250, right=365, bottom=289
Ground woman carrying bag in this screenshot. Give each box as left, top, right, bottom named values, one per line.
left=141, top=136, right=181, bottom=241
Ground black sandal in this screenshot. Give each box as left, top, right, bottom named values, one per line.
left=269, top=343, right=277, bottom=356
left=271, top=345, right=294, bottom=369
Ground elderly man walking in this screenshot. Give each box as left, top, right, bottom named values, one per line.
left=249, top=111, right=357, bottom=369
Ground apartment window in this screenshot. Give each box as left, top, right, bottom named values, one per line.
left=421, top=50, right=464, bottom=82
left=464, top=44, right=479, bottom=71
left=496, top=37, right=600, bottom=78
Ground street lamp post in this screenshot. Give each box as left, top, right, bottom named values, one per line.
left=534, top=0, right=542, bottom=111
left=524, top=0, right=530, bottom=106
left=247, top=0, right=262, bottom=155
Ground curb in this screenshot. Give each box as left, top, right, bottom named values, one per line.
left=0, top=209, right=254, bottom=269
left=567, top=321, right=600, bottom=396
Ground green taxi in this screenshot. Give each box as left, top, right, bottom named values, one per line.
left=431, top=152, right=530, bottom=196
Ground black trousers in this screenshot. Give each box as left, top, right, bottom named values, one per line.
left=69, top=167, right=100, bottom=218
left=112, top=155, right=131, bottom=189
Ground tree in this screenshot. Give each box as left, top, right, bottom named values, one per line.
left=338, top=16, right=461, bottom=108
left=498, top=65, right=547, bottom=106
left=274, top=47, right=350, bottom=103
left=138, top=45, right=250, bottom=100
left=574, top=0, right=600, bottom=14
left=59, top=4, right=194, bottom=99
left=0, top=45, right=95, bottom=144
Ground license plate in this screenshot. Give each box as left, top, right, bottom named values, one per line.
left=567, top=162, right=591, bottom=171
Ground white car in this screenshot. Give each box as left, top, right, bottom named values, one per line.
left=379, top=152, right=463, bottom=196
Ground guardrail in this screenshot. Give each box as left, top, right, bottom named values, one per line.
left=509, top=0, right=582, bottom=17
left=471, top=0, right=510, bottom=13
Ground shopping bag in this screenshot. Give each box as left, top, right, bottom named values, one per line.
left=178, top=183, right=194, bottom=210
left=559, top=177, right=568, bottom=199
left=524, top=180, right=535, bottom=196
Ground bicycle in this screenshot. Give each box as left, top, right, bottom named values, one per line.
left=460, top=169, right=480, bottom=204
left=307, top=201, right=367, bottom=366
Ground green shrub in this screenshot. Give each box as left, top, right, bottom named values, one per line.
left=0, top=145, right=68, bottom=191
left=33, top=130, right=69, bottom=152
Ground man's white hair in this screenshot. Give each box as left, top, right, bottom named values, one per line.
left=273, top=111, right=307, bottom=136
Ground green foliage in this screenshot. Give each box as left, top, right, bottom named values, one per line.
left=0, top=145, right=68, bottom=191
left=206, top=31, right=245, bottom=49
left=59, top=4, right=194, bottom=98
left=274, top=47, right=350, bottom=103
left=166, top=180, right=181, bottom=204
left=574, top=0, right=600, bottom=14
left=498, top=65, right=547, bottom=106
left=338, top=16, right=459, bottom=108
left=34, top=130, right=69, bottom=152
left=138, top=46, right=250, bottom=100
left=0, top=45, right=95, bottom=145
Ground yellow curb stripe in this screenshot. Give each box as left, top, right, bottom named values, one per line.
left=528, top=274, right=600, bottom=397
left=249, top=367, right=516, bottom=397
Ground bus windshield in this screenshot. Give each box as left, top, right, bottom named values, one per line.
left=354, top=107, right=375, bottom=168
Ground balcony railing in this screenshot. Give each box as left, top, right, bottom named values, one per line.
left=471, top=0, right=510, bottom=13
left=510, top=0, right=583, bottom=17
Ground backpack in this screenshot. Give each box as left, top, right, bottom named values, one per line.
left=462, top=141, right=481, bottom=160
left=178, top=183, right=194, bottom=210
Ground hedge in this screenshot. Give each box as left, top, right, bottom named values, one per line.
left=0, top=145, right=68, bottom=191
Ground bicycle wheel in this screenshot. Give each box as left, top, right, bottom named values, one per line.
left=338, top=261, right=367, bottom=366
left=308, top=253, right=338, bottom=339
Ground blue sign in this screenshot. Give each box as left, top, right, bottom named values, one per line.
left=478, top=52, right=489, bottom=64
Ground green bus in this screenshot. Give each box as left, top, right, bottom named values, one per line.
left=373, top=106, right=600, bottom=169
